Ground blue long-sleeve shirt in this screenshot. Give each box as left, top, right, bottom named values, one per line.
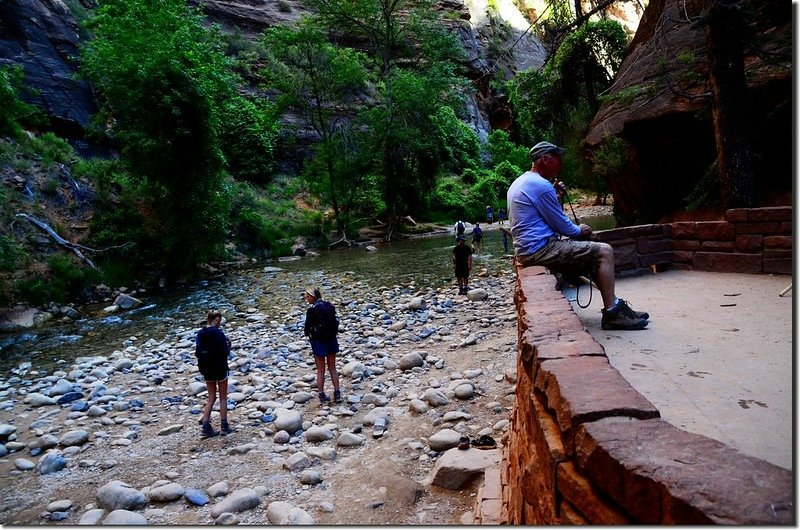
left=507, top=170, right=580, bottom=256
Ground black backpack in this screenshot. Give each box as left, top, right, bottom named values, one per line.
left=456, top=221, right=465, bottom=234
left=195, top=327, right=211, bottom=364
left=314, top=300, right=339, bottom=340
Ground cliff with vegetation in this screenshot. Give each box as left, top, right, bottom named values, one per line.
left=0, top=0, right=552, bottom=311
left=5, top=0, right=786, bottom=317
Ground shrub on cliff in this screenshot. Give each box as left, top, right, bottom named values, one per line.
left=0, top=65, right=41, bottom=139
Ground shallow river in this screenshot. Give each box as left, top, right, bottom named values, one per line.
left=0, top=230, right=513, bottom=377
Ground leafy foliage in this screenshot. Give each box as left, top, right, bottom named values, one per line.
left=428, top=176, right=467, bottom=221
left=464, top=164, right=516, bottom=218
left=27, top=133, right=74, bottom=166
left=0, top=235, right=26, bottom=271
left=512, top=19, right=626, bottom=144
left=218, top=96, right=280, bottom=184
left=263, top=20, right=369, bottom=237
left=487, top=129, right=529, bottom=171
left=431, top=106, right=481, bottom=172
left=229, top=180, right=325, bottom=257
left=306, top=0, right=470, bottom=238
left=15, top=255, right=99, bottom=305
left=0, top=65, right=41, bottom=139
left=509, top=18, right=627, bottom=191
left=80, top=0, right=236, bottom=276
left=590, top=135, right=629, bottom=201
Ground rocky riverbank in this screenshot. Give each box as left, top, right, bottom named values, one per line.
left=0, top=263, right=519, bottom=525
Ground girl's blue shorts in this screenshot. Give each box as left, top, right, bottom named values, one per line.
left=310, top=338, right=339, bottom=358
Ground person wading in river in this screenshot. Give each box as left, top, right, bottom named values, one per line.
left=452, top=234, right=473, bottom=295
left=195, top=309, right=233, bottom=437
left=303, top=287, right=342, bottom=404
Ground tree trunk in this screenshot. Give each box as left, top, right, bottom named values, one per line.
left=326, top=152, right=345, bottom=236
left=702, top=0, right=757, bottom=208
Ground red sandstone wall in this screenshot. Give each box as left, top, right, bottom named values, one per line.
left=501, top=207, right=794, bottom=524
left=593, top=206, right=792, bottom=276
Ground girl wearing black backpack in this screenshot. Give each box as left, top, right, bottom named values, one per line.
left=195, top=309, right=233, bottom=437
left=303, top=287, right=342, bottom=404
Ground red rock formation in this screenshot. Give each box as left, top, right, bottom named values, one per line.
left=584, top=0, right=791, bottom=225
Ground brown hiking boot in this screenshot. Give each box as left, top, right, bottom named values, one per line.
left=601, top=305, right=649, bottom=330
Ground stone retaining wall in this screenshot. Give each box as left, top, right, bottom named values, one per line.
left=592, top=206, right=792, bottom=276
left=499, top=206, right=794, bottom=524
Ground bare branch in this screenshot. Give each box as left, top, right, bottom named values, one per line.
left=13, top=213, right=133, bottom=270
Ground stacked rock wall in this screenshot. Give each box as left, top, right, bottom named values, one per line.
left=591, top=206, right=792, bottom=276
left=499, top=206, right=794, bottom=524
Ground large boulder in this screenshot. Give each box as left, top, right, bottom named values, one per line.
left=426, top=446, right=500, bottom=489
left=0, top=307, right=53, bottom=332
left=113, top=293, right=143, bottom=310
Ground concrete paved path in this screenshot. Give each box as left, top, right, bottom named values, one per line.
left=564, top=270, right=793, bottom=470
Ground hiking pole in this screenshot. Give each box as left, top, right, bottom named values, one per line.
left=557, top=182, right=580, bottom=224
left=557, top=182, right=594, bottom=308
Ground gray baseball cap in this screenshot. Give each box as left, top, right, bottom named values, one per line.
left=529, top=141, right=566, bottom=162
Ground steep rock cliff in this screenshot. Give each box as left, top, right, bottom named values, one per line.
left=0, top=0, right=547, bottom=160
left=0, top=0, right=97, bottom=140
left=584, top=0, right=791, bottom=223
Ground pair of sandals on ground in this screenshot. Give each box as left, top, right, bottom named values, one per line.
left=458, top=434, right=497, bottom=450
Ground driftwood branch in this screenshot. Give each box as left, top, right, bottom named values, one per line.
left=15, top=213, right=98, bottom=269
left=13, top=213, right=130, bottom=270
left=328, top=234, right=354, bottom=249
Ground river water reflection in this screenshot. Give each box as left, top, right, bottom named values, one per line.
left=0, top=230, right=515, bottom=376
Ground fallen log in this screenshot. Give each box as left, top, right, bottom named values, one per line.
left=13, top=213, right=129, bottom=270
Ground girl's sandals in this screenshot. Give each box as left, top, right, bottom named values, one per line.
left=471, top=434, right=497, bottom=449
left=458, top=436, right=471, bottom=450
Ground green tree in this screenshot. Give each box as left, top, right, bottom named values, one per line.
left=218, top=95, right=280, bottom=185
left=509, top=19, right=627, bottom=196
left=80, top=0, right=236, bottom=277
left=306, top=0, right=470, bottom=240
left=487, top=129, right=529, bottom=172
left=263, top=20, right=369, bottom=243
left=431, top=106, right=481, bottom=173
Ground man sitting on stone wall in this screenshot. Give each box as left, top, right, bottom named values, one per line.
left=506, top=141, right=650, bottom=330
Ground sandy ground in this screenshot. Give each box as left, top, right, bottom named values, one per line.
left=564, top=270, right=794, bottom=470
